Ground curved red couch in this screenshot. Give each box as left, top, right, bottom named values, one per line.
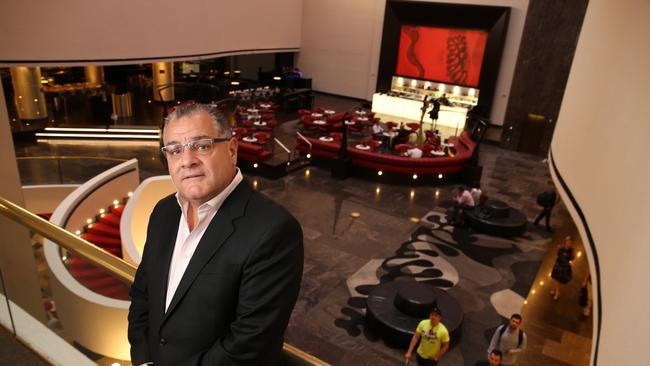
left=296, top=131, right=477, bottom=175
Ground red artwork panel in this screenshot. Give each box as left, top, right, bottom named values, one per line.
left=396, top=25, right=488, bottom=87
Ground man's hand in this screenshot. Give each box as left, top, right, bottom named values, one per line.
left=404, top=351, right=413, bottom=361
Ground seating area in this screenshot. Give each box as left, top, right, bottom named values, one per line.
left=232, top=100, right=279, bottom=165
left=296, top=129, right=479, bottom=181
left=299, top=106, right=374, bottom=135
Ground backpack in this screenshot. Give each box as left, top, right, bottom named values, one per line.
left=536, top=191, right=556, bottom=207
left=497, top=323, right=524, bottom=348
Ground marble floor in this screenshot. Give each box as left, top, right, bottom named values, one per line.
left=10, top=93, right=593, bottom=365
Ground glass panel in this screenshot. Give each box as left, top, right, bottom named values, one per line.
left=17, top=157, right=124, bottom=185
left=0, top=264, right=16, bottom=336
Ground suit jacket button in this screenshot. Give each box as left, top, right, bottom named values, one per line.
left=160, top=338, right=167, bottom=346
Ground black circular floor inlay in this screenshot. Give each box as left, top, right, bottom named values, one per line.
left=365, top=280, right=463, bottom=347
left=465, top=200, right=527, bottom=237
left=485, top=200, right=510, bottom=218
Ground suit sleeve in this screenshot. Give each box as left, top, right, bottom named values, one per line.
left=128, top=208, right=158, bottom=365
left=192, top=213, right=304, bottom=365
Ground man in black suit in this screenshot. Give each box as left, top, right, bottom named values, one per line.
left=128, top=103, right=303, bottom=366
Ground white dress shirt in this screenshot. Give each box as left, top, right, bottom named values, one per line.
left=165, top=169, right=243, bottom=311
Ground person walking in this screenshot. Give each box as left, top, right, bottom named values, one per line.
left=487, top=314, right=527, bottom=365
left=534, top=190, right=558, bottom=232
left=474, top=350, right=503, bottom=366
left=550, top=236, right=575, bottom=300
left=404, top=307, right=450, bottom=365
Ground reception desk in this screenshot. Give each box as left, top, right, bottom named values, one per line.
left=371, top=93, right=468, bottom=130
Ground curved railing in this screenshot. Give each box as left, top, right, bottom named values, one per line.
left=120, top=175, right=176, bottom=265
left=0, top=197, right=136, bottom=283
left=43, top=159, right=140, bottom=359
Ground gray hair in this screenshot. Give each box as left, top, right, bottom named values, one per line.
left=162, top=103, right=231, bottom=143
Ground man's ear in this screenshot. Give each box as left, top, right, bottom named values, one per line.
left=228, top=137, right=238, bottom=163
left=158, top=136, right=168, bottom=169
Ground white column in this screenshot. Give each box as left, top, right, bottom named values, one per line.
left=0, top=76, right=47, bottom=324
left=10, top=67, right=47, bottom=120
left=152, top=62, right=174, bottom=102
left=84, top=66, right=104, bottom=84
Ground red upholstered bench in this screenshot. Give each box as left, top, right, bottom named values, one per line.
left=349, top=149, right=467, bottom=174
left=295, top=132, right=479, bottom=175
left=237, top=142, right=273, bottom=163
left=295, top=136, right=340, bottom=159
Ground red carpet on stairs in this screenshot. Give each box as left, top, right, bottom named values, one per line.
left=98, top=212, right=121, bottom=228
left=86, top=222, right=120, bottom=238
left=67, top=203, right=131, bottom=301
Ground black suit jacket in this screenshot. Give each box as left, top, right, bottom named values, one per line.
left=128, top=180, right=303, bottom=366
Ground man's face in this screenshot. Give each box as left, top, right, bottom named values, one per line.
left=164, top=112, right=237, bottom=208
left=488, top=353, right=502, bottom=366
left=509, top=317, right=522, bottom=330
left=429, top=312, right=442, bottom=325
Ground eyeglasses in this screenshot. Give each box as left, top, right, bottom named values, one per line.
left=161, top=137, right=230, bottom=157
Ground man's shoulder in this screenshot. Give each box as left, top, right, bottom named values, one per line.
left=145, top=192, right=180, bottom=215
left=150, top=193, right=178, bottom=215
left=436, top=322, right=449, bottom=334
left=246, top=190, right=297, bottom=223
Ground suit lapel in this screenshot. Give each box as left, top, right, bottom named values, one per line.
left=162, top=180, right=252, bottom=322
left=152, top=202, right=181, bottom=323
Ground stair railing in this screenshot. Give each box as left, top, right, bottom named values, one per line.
left=0, top=196, right=135, bottom=284
left=274, top=137, right=292, bottom=162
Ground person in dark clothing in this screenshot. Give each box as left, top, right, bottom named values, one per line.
left=534, top=190, right=558, bottom=232
left=438, top=93, right=451, bottom=106
left=474, top=350, right=503, bottom=366
left=550, top=236, right=575, bottom=300
left=429, top=98, right=441, bottom=127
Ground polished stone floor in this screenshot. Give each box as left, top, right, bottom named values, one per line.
left=10, top=93, right=592, bottom=365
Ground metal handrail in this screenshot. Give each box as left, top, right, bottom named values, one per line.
left=295, top=131, right=312, bottom=150
left=0, top=196, right=136, bottom=284
left=283, top=343, right=330, bottom=366
left=295, top=131, right=312, bottom=152
left=274, top=137, right=292, bottom=161
left=0, top=195, right=330, bottom=365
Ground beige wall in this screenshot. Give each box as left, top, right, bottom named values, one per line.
left=298, top=0, right=528, bottom=125
left=298, top=0, right=386, bottom=100
left=0, top=0, right=301, bottom=65
left=550, top=0, right=650, bottom=364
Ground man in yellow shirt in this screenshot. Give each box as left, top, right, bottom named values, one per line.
left=405, top=307, right=450, bottom=365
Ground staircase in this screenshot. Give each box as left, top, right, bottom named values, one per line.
left=67, top=201, right=130, bottom=300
